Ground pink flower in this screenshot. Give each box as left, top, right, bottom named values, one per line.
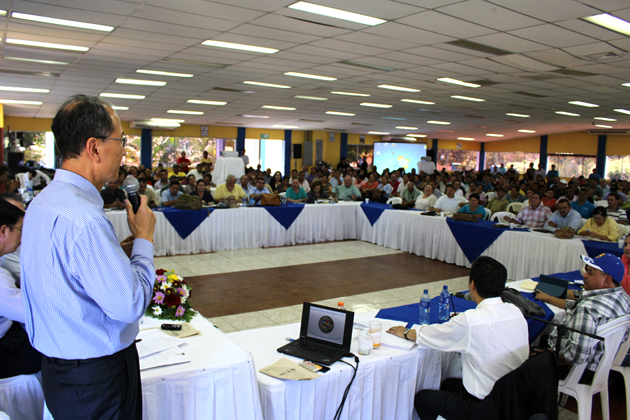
left=175, top=306, right=185, bottom=317
left=156, top=275, right=167, bottom=283
left=153, top=292, right=165, bottom=304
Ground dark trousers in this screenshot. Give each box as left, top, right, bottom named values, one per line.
left=415, top=378, right=481, bottom=420
left=41, top=343, right=142, bottom=420
left=0, top=322, right=43, bottom=378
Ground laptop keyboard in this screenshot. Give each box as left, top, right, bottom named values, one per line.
left=291, top=340, right=343, bottom=357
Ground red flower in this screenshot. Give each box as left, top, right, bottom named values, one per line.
left=156, top=269, right=167, bottom=276
left=164, top=294, right=181, bottom=308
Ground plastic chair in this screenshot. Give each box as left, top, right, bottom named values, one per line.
left=618, top=224, right=630, bottom=238
left=491, top=211, right=512, bottom=223
left=558, top=315, right=630, bottom=420
left=483, top=208, right=492, bottom=220
left=608, top=318, right=630, bottom=420
left=506, top=202, right=523, bottom=213
left=387, top=197, right=402, bottom=205
left=485, top=192, right=495, bottom=201
left=0, top=372, right=45, bottom=420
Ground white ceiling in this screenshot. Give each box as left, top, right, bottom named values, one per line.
left=0, top=0, right=630, bottom=141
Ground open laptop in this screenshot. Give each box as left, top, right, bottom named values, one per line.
left=537, top=275, right=569, bottom=299
left=277, top=302, right=355, bottom=366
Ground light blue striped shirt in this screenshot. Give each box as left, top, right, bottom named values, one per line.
left=21, top=169, right=155, bottom=359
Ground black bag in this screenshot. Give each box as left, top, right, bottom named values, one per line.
left=501, top=287, right=546, bottom=317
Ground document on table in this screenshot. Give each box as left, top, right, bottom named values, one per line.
left=136, top=328, right=185, bottom=358
left=375, top=319, right=417, bottom=351
left=139, top=346, right=191, bottom=371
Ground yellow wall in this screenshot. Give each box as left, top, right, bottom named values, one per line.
left=4, top=116, right=53, bottom=132
left=547, top=131, right=597, bottom=155
left=483, top=136, right=540, bottom=153
left=438, top=139, right=482, bottom=151
left=606, top=135, right=630, bottom=155
left=0, top=105, right=3, bottom=128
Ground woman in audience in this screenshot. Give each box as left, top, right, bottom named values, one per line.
left=187, top=174, right=197, bottom=190
left=128, top=166, right=138, bottom=177
left=467, top=184, right=486, bottom=205
left=361, top=173, right=379, bottom=195
left=190, top=179, right=214, bottom=204
left=306, top=181, right=328, bottom=203
left=578, top=206, right=620, bottom=241
left=507, top=186, right=526, bottom=203
left=415, top=184, right=438, bottom=210
left=543, top=188, right=557, bottom=212
left=203, top=173, right=214, bottom=188
left=270, top=171, right=283, bottom=193
left=458, top=193, right=486, bottom=219
left=286, top=177, right=307, bottom=203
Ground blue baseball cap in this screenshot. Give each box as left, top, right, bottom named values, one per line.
left=581, top=253, right=624, bottom=283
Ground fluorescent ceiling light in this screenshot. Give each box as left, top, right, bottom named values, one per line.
left=595, top=124, right=613, bottom=128
left=378, top=84, right=420, bottom=92
left=402, top=137, right=415, bottom=141
left=614, top=109, right=630, bottom=115
left=555, top=111, right=580, bottom=116
left=451, top=95, right=485, bottom=102
left=427, top=120, right=450, bottom=125
left=112, top=106, right=128, bottom=111
left=1, top=56, right=70, bottom=65
left=144, top=121, right=180, bottom=127
left=408, top=134, right=426, bottom=138
left=116, top=78, right=166, bottom=86
left=326, top=111, right=355, bottom=116
left=382, top=117, right=406, bottom=120
left=360, top=102, right=392, bottom=108
left=151, top=118, right=185, bottom=123
left=624, top=83, right=630, bottom=88
left=284, top=72, right=336, bottom=81
left=437, top=77, right=481, bottom=88
left=0, top=99, right=42, bottom=105
left=244, top=81, right=291, bottom=89
left=288, top=1, right=386, bottom=26
left=11, top=12, right=114, bottom=32
left=458, top=137, right=474, bottom=141
left=262, top=105, right=296, bottom=110
left=167, top=110, right=204, bottom=115
left=241, top=114, right=269, bottom=118
left=202, top=40, right=278, bottom=54
left=294, top=95, right=328, bottom=101
left=486, top=134, right=504, bottom=137
left=506, top=113, right=529, bottom=118
left=137, top=69, right=193, bottom=78
left=0, top=86, right=49, bottom=93
left=187, top=100, right=226, bottom=106
left=583, top=13, right=630, bottom=37
left=518, top=130, right=536, bottom=133
left=396, top=126, right=418, bottom=130
left=368, top=131, right=389, bottom=135
left=0, top=10, right=6, bottom=16
left=594, top=117, right=616, bottom=121
left=331, top=91, right=370, bottom=97
left=274, top=125, right=299, bottom=129
left=100, top=93, right=145, bottom=99
left=569, top=101, right=599, bottom=107
left=6, top=38, right=89, bottom=52
left=401, top=99, right=435, bottom=105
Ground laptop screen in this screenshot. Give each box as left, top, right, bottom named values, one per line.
left=304, top=304, right=348, bottom=345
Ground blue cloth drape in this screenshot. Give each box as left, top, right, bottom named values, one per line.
left=264, top=203, right=305, bottom=229
left=158, top=207, right=211, bottom=239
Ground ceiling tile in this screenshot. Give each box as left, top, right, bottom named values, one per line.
left=396, top=10, right=497, bottom=38
left=485, top=0, right=600, bottom=21
left=509, top=24, right=598, bottom=48
left=437, top=0, right=543, bottom=31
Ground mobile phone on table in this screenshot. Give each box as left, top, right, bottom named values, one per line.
left=161, top=323, right=182, bottom=331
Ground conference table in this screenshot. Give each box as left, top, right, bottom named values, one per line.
left=106, top=202, right=622, bottom=281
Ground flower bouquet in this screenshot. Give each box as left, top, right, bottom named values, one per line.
left=145, top=269, right=196, bottom=322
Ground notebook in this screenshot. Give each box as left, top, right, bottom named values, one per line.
left=277, top=303, right=354, bottom=366
left=536, top=275, right=569, bottom=299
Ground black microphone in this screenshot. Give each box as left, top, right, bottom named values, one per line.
left=454, top=292, right=471, bottom=301
left=122, top=177, right=140, bottom=213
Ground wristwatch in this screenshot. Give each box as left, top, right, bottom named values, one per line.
left=403, top=328, right=410, bottom=340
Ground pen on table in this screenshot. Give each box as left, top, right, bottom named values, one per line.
left=134, top=339, right=142, bottom=343
left=285, top=337, right=295, bottom=342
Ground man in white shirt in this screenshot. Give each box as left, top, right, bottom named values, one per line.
left=431, top=184, right=468, bottom=213
left=387, top=256, right=529, bottom=420
left=298, top=171, right=311, bottom=193
left=186, top=163, right=204, bottom=181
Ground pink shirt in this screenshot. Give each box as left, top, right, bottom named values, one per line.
left=622, top=254, right=630, bottom=296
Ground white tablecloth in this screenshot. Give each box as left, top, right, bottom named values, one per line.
left=213, top=157, right=245, bottom=186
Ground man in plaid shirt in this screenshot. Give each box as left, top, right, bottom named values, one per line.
left=504, top=191, right=551, bottom=228
left=540, top=253, right=630, bottom=372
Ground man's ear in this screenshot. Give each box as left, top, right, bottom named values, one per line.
left=84, top=137, right=103, bottom=164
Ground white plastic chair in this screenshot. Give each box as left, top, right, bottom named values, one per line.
left=0, top=372, right=45, bottom=420
left=506, top=202, right=523, bottom=213
left=387, top=197, right=402, bottom=205
left=485, top=191, right=495, bottom=201
left=558, top=315, right=630, bottom=420
left=483, top=208, right=492, bottom=220
left=618, top=224, right=630, bottom=238
left=608, top=318, right=630, bottom=420
left=491, top=211, right=512, bottom=223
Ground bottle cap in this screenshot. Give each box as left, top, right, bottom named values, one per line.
left=338, top=302, right=344, bottom=306
left=424, top=289, right=428, bottom=293
left=443, top=285, right=448, bottom=289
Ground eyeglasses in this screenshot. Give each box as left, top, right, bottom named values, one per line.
left=97, top=136, right=127, bottom=148
left=8, top=226, right=22, bottom=232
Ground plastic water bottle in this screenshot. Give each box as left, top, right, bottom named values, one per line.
left=242, top=196, right=247, bottom=207
left=438, top=285, right=450, bottom=321
left=419, top=289, right=430, bottom=325
left=26, top=178, right=34, bottom=201
left=338, top=302, right=345, bottom=311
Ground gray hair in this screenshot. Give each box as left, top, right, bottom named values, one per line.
left=226, top=174, right=236, bottom=182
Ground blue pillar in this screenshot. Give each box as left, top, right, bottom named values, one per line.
left=340, top=133, right=348, bottom=165
left=479, top=142, right=485, bottom=172
left=236, top=127, right=246, bottom=154
left=540, top=135, right=548, bottom=169
left=140, top=128, right=152, bottom=168
left=597, top=135, right=607, bottom=178
left=284, top=130, right=292, bottom=177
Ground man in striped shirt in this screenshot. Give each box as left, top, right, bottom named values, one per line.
left=504, top=191, right=552, bottom=229
left=607, top=193, right=628, bottom=225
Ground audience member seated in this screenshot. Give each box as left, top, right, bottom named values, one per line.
left=101, top=180, right=126, bottom=209
left=214, top=174, right=246, bottom=202
left=453, top=180, right=466, bottom=197
left=606, top=193, right=627, bottom=225
left=485, top=187, right=509, bottom=213
left=504, top=191, right=551, bottom=228
left=249, top=177, right=270, bottom=203
left=415, top=184, right=437, bottom=210
left=306, top=181, right=329, bottom=203
left=269, top=171, right=283, bottom=193
left=604, top=185, right=628, bottom=202
left=161, top=180, right=182, bottom=207
left=138, top=178, right=158, bottom=209
left=547, top=164, right=559, bottom=180
left=154, top=169, right=169, bottom=190
left=543, top=198, right=583, bottom=233
left=387, top=256, right=528, bottom=420
left=600, top=179, right=610, bottom=196
left=201, top=150, right=212, bottom=165
left=467, top=184, right=486, bottom=205
left=558, top=186, right=577, bottom=203
left=431, top=184, right=468, bottom=213
left=180, top=174, right=195, bottom=194
left=0, top=199, right=43, bottom=380
left=507, top=186, right=526, bottom=203
left=396, top=174, right=410, bottom=195
left=400, top=182, right=421, bottom=208
left=297, top=171, right=311, bottom=193
left=239, top=175, right=252, bottom=197
left=190, top=179, right=214, bottom=205
left=361, top=173, right=380, bottom=196
left=329, top=169, right=342, bottom=188
left=286, top=178, right=307, bottom=203
left=542, top=189, right=557, bottom=212
left=187, top=163, right=204, bottom=181
left=378, top=175, right=393, bottom=200
left=577, top=206, right=620, bottom=242
left=319, top=175, right=332, bottom=196
left=168, top=163, right=186, bottom=179
left=306, top=167, right=317, bottom=183
left=176, top=151, right=191, bottom=173
left=333, top=176, right=362, bottom=201
left=458, top=193, right=486, bottom=219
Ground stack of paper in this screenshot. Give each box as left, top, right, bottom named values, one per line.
left=375, top=319, right=417, bottom=351
left=136, top=329, right=191, bottom=370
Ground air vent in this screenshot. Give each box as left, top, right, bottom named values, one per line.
left=299, top=118, right=325, bottom=122
left=352, top=122, right=371, bottom=126
left=505, top=119, right=524, bottom=124
left=338, top=60, right=395, bottom=72
left=519, top=74, right=562, bottom=81
left=551, top=69, right=598, bottom=76
left=464, top=115, right=485, bottom=119
left=466, top=79, right=500, bottom=87
left=0, top=69, right=59, bottom=77
left=509, top=104, right=537, bottom=109
left=584, top=51, right=626, bottom=61
left=447, top=40, right=511, bottom=56
left=588, top=129, right=629, bottom=135
left=513, top=91, right=547, bottom=98
left=213, top=87, right=255, bottom=94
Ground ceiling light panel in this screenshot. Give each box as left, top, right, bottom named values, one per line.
left=112, top=106, right=128, bottom=111
left=326, top=111, right=355, bottom=116
left=486, top=134, right=504, bottom=137
left=378, top=85, right=420, bottom=92
left=402, top=99, right=435, bottom=105
left=244, top=81, right=291, bottom=88
left=116, top=78, right=166, bottom=86
left=518, top=130, right=536, bottom=133
left=294, top=95, right=328, bottom=101
left=427, top=121, right=451, bottom=125
left=167, top=110, right=204, bottom=115
left=1, top=57, right=70, bottom=65
left=555, top=111, right=580, bottom=116
left=331, top=91, right=370, bottom=97
left=614, top=109, right=630, bottom=115
left=506, top=113, right=529, bottom=118
left=583, top=13, right=630, bottom=37
left=569, top=101, right=599, bottom=107
left=11, top=12, right=114, bottom=32
left=594, top=117, right=616, bottom=121
left=202, top=40, right=278, bottom=54
left=0, top=86, right=49, bottom=93
left=100, top=93, right=145, bottom=99
left=262, top=105, right=296, bottom=110
left=288, top=2, right=386, bottom=26
left=284, top=72, right=336, bottom=81
left=360, top=102, right=392, bottom=108
left=187, top=100, right=226, bottom=105
left=437, top=78, right=481, bottom=88
left=5, top=38, right=89, bottom=52
left=368, top=131, right=389, bottom=135
left=451, top=95, right=485, bottom=102
left=396, top=126, right=418, bottom=130
left=137, top=69, right=193, bottom=78
left=595, top=125, right=612, bottom=128
left=0, top=99, right=42, bottom=105
left=408, top=134, right=427, bottom=138
left=458, top=137, right=475, bottom=140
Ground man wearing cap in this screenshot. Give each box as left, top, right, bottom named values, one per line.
left=535, top=253, right=630, bottom=372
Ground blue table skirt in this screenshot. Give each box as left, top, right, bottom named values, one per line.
left=582, top=239, right=623, bottom=258
left=156, top=207, right=212, bottom=239
left=263, top=203, right=305, bottom=229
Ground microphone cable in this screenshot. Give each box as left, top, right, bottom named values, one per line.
left=333, top=354, right=359, bottom=420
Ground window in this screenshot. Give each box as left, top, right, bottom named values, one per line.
left=346, top=144, right=374, bottom=168
left=244, top=139, right=285, bottom=174
left=3, top=131, right=56, bottom=168
left=151, top=137, right=234, bottom=168
left=485, top=152, right=540, bottom=173
left=605, top=155, right=630, bottom=180
left=436, top=149, right=479, bottom=171
left=548, top=154, right=596, bottom=178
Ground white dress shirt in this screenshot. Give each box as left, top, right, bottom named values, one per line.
left=0, top=265, right=24, bottom=340
left=300, top=179, right=311, bottom=193
left=415, top=297, right=529, bottom=399
left=434, top=194, right=468, bottom=213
